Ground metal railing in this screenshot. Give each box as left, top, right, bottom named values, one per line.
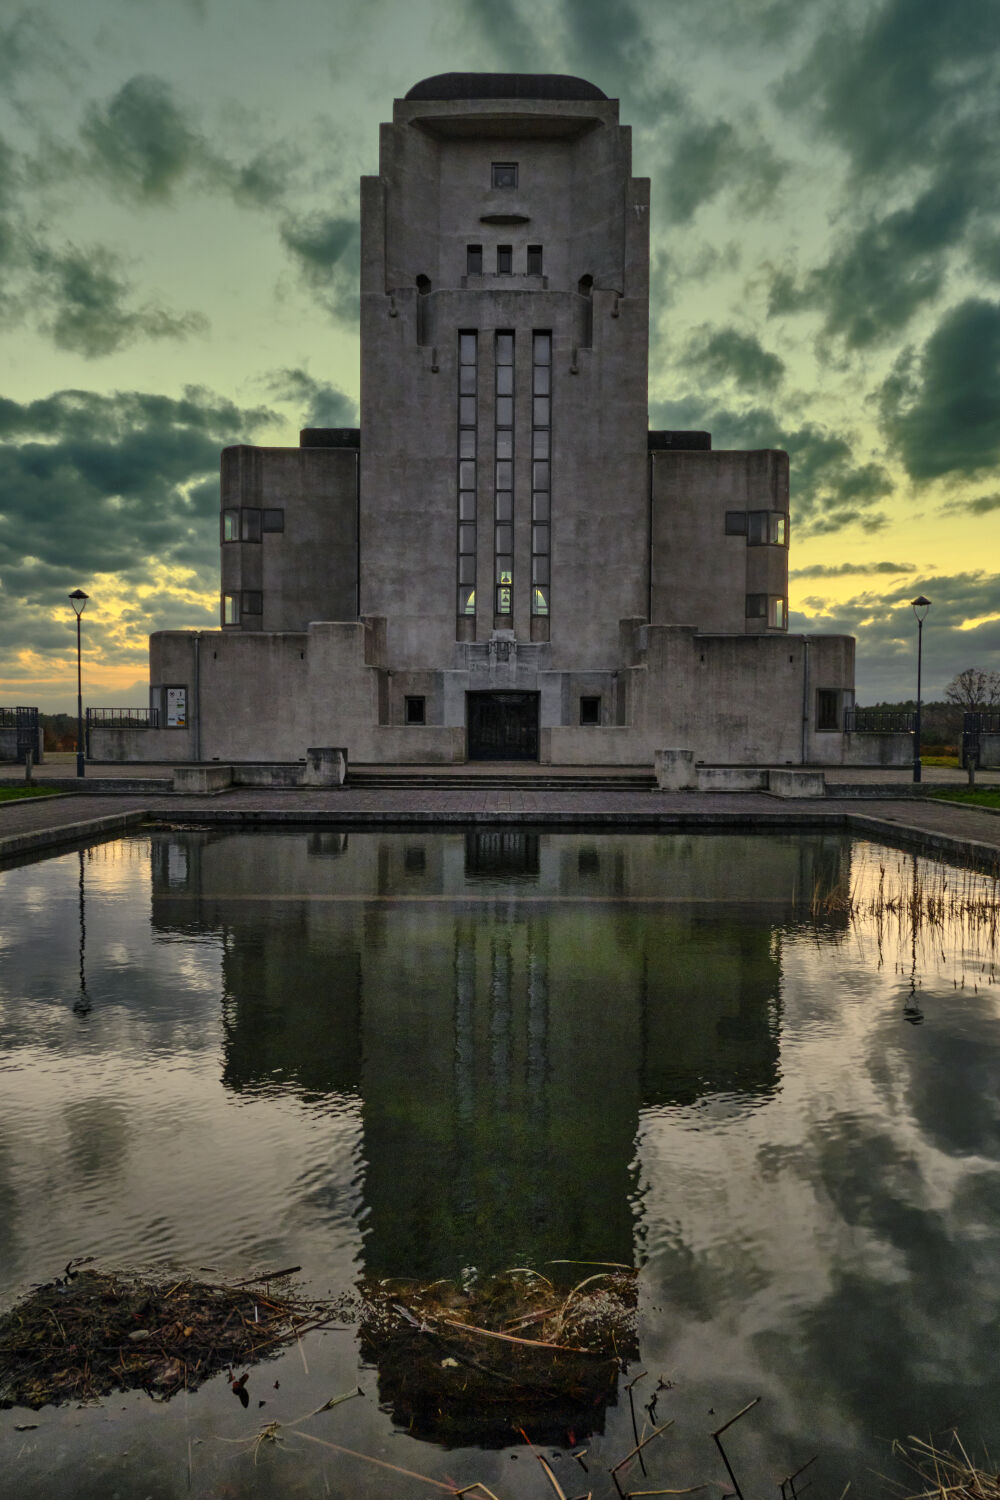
left=843, top=708, right=915, bottom=734
left=0, top=706, right=39, bottom=764
left=962, top=710, right=1000, bottom=768
left=86, top=707, right=160, bottom=729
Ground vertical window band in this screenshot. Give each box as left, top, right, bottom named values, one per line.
left=494, top=332, right=514, bottom=615
left=457, top=332, right=477, bottom=616
left=531, top=332, right=551, bottom=616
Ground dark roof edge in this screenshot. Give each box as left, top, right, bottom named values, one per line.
left=299, top=428, right=361, bottom=448
left=648, top=430, right=712, bottom=451
left=406, top=73, right=607, bottom=102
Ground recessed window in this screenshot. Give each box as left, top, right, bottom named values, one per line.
left=817, top=690, right=839, bottom=731
left=467, top=244, right=482, bottom=275
left=746, top=593, right=767, bottom=619
left=241, top=508, right=262, bottom=542
left=748, top=511, right=789, bottom=546
left=405, top=695, right=426, bottom=725
left=771, top=596, right=787, bottom=629
left=222, top=509, right=239, bottom=542
left=497, top=245, right=512, bottom=275
left=241, top=590, right=262, bottom=615
left=580, top=696, right=601, bottom=726
left=223, top=592, right=240, bottom=625
left=492, top=162, right=518, bottom=189
left=262, top=508, right=284, bottom=532
left=527, top=244, right=543, bottom=275
left=725, top=511, right=746, bottom=536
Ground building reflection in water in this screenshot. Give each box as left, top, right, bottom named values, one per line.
left=150, top=826, right=849, bottom=1438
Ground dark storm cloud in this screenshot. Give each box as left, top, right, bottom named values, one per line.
left=944, top=492, right=1000, bottom=517
left=658, top=119, right=785, bottom=227
left=29, top=243, right=207, bottom=358
left=685, top=327, right=785, bottom=392
left=878, top=299, right=1000, bottom=481
left=0, top=386, right=276, bottom=662
left=266, top=368, right=357, bottom=429
left=650, top=396, right=893, bottom=533
left=790, top=562, right=915, bottom=579
left=279, top=211, right=359, bottom=326
left=80, top=75, right=215, bottom=203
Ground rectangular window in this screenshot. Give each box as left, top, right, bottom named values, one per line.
left=262, top=508, right=284, bottom=532
left=466, top=244, right=483, bottom=275
left=494, top=331, right=515, bottom=615
left=241, top=508, right=262, bottom=542
left=746, top=593, right=767, bottom=618
left=497, top=245, right=512, bottom=275
left=222, top=509, right=239, bottom=542
left=223, top=592, right=240, bottom=625
left=527, top=244, right=543, bottom=275
left=771, top=513, right=788, bottom=546
left=492, top=162, right=518, bottom=189
left=457, top=331, right=478, bottom=618
left=770, top=596, right=787, bottom=629
left=241, top=590, right=262, bottom=614
left=748, top=511, right=788, bottom=546
left=725, top=511, right=746, bottom=536
left=580, top=696, right=601, bottom=726
left=531, top=332, right=552, bottom=617
left=817, top=690, right=839, bottom=731
left=405, top=695, right=426, bottom=725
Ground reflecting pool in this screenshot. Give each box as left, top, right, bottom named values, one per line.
left=1, top=829, right=998, bottom=1498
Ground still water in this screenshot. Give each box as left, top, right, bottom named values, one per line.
left=0, top=828, right=998, bottom=1498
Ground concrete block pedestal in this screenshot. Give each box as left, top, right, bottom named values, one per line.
left=303, top=748, right=348, bottom=786
left=655, top=749, right=696, bottom=790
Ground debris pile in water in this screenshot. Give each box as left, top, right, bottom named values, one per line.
left=0, top=1263, right=340, bottom=1409
left=359, top=1265, right=638, bottom=1446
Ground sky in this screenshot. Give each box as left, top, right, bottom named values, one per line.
left=0, top=0, right=997, bottom=712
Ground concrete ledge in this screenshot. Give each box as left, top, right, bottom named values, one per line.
left=0, top=810, right=148, bottom=862
left=696, top=766, right=768, bottom=792
left=172, top=765, right=234, bottom=794
left=766, top=769, right=826, bottom=799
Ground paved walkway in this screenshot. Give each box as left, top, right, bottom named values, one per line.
left=2, top=781, right=999, bottom=869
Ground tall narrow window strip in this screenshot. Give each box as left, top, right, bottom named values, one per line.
left=531, top=332, right=552, bottom=617
left=457, top=332, right=477, bottom=617
left=494, top=332, right=515, bottom=615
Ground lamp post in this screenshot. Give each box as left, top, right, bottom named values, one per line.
left=911, top=595, right=931, bottom=784
left=69, top=589, right=89, bottom=778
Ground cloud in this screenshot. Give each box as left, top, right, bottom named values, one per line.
left=878, top=298, right=1000, bottom=480
left=265, top=368, right=357, bottom=429
left=650, top=396, right=893, bottom=533
left=790, top=562, right=916, bottom=579
left=80, top=75, right=215, bottom=203
left=29, top=243, right=207, bottom=358
left=686, top=326, right=785, bottom=391
left=279, top=211, right=359, bottom=325
left=943, top=492, right=1000, bottom=516
left=0, top=387, right=276, bottom=645
left=657, top=118, right=785, bottom=226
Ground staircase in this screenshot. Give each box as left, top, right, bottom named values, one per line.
left=347, top=765, right=656, bottom=791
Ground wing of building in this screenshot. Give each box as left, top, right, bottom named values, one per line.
left=119, top=73, right=876, bottom=771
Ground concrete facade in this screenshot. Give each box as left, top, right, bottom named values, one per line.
left=118, top=72, right=873, bottom=770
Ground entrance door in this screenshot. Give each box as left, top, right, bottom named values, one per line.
left=467, top=692, right=540, bottom=761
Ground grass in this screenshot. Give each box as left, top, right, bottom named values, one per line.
left=931, top=786, right=1000, bottom=810
left=921, top=754, right=961, bottom=768
left=0, top=784, right=62, bottom=803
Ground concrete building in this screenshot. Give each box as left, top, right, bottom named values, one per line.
left=110, top=72, right=881, bottom=771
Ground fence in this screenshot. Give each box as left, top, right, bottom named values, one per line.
left=86, top=707, right=160, bottom=729
left=843, top=708, right=915, bottom=734
left=963, top=710, right=1000, bottom=768
left=0, top=706, right=40, bottom=764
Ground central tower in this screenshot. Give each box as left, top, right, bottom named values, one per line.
left=359, top=72, right=651, bottom=671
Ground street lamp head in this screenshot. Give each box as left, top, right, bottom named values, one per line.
left=911, top=595, right=931, bottom=622
left=69, top=589, right=89, bottom=617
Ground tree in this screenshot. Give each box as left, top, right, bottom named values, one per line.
left=944, top=668, right=1000, bottom=711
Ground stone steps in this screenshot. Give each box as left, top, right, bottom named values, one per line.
left=347, top=769, right=657, bottom=791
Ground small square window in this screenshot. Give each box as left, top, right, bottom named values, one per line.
left=527, top=244, right=543, bottom=275
left=467, top=244, right=483, bottom=275
left=242, top=590, right=262, bottom=614
left=746, top=593, right=767, bottom=618
left=404, top=846, right=426, bottom=872
left=497, top=245, right=512, bottom=274
left=492, top=162, right=518, bottom=189
left=241, top=508, right=262, bottom=542
left=725, top=511, right=746, bottom=536
left=262, top=508, right=284, bottom=532
left=405, top=695, right=426, bottom=725
left=222, top=509, right=239, bottom=542
left=580, top=696, right=601, bottom=726
left=747, top=511, right=767, bottom=545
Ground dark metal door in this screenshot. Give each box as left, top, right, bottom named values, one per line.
left=467, top=692, right=539, bottom=761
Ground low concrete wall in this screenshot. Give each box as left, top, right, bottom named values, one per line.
left=836, top=732, right=911, bottom=767
left=0, top=727, right=44, bottom=763
left=977, top=734, right=1000, bottom=769
left=696, top=766, right=768, bottom=792
left=90, top=727, right=191, bottom=763
left=767, top=768, right=826, bottom=798
left=543, top=726, right=649, bottom=765
left=173, top=765, right=233, bottom=793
